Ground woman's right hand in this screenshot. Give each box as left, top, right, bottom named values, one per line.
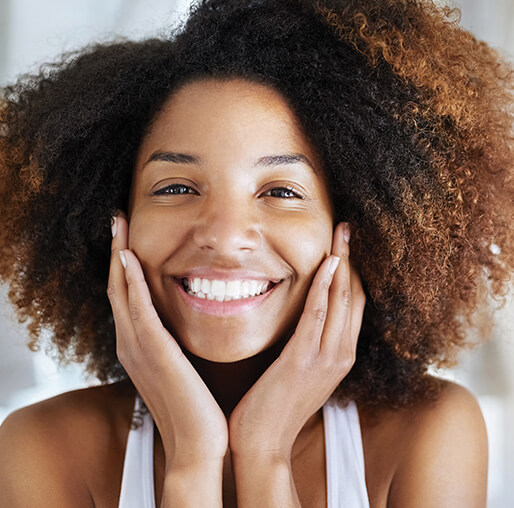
left=107, top=212, right=229, bottom=471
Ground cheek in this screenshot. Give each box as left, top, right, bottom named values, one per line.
left=280, top=217, right=333, bottom=281
left=128, top=205, right=333, bottom=280
left=128, top=208, right=188, bottom=268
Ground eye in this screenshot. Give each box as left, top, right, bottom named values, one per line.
left=152, top=184, right=198, bottom=196
left=264, top=187, right=304, bottom=200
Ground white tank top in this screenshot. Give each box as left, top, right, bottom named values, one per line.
left=118, top=394, right=370, bottom=507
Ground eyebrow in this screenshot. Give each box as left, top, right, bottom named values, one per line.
left=143, top=151, right=319, bottom=174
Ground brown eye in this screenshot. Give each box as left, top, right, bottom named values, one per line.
left=152, top=184, right=198, bottom=196
left=265, top=187, right=304, bottom=199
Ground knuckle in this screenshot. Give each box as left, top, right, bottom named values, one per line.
left=318, top=354, right=335, bottom=373
left=339, top=288, right=352, bottom=307
left=319, top=278, right=332, bottom=292
left=339, top=348, right=356, bottom=371
left=310, top=307, right=327, bottom=325
left=298, top=351, right=320, bottom=371
left=128, top=300, right=141, bottom=321
left=106, top=284, right=117, bottom=301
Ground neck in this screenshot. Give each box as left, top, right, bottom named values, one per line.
left=182, top=334, right=290, bottom=417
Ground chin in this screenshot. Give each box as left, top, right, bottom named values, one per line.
left=178, top=332, right=276, bottom=363
left=194, top=350, right=257, bottom=363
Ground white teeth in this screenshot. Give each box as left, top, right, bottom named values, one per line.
left=182, top=277, right=274, bottom=301
left=210, top=280, right=226, bottom=297
left=249, top=280, right=258, bottom=296
left=225, top=280, right=241, bottom=297
left=201, top=279, right=210, bottom=294
left=257, top=281, right=267, bottom=294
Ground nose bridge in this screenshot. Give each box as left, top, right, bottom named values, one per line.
left=193, top=190, right=260, bottom=253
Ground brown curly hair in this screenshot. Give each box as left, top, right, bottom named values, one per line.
left=0, top=0, right=512, bottom=409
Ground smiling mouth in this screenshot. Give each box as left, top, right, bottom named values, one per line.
left=179, top=278, right=278, bottom=302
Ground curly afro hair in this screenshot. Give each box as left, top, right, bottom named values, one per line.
left=0, top=0, right=512, bottom=409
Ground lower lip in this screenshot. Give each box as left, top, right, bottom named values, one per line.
left=174, top=279, right=280, bottom=316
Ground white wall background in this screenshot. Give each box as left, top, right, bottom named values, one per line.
left=0, top=1, right=513, bottom=506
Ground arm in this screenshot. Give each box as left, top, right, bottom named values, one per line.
left=160, top=461, right=224, bottom=508
left=110, top=213, right=227, bottom=507
left=388, top=381, right=488, bottom=508
left=0, top=406, right=93, bottom=508
left=228, top=222, right=363, bottom=507
left=232, top=453, right=301, bottom=508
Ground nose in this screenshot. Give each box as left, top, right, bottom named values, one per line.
left=192, top=197, right=261, bottom=254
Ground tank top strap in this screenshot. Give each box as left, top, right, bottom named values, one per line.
left=118, top=393, right=156, bottom=508
left=118, top=393, right=369, bottom=508
left=323, top=397, right=370, bottom=508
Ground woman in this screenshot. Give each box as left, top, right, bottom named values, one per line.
left=0, top=0, right=512, bottom=506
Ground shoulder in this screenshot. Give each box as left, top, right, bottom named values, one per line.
left=387, top=378, right=488, bottom=507
left=0, top=381, right=135, bottom=507
left=1, top=380, right=135, bottom=454
left=398, top=378, right=487, bottom=458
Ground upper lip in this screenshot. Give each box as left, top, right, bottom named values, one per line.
left=175, top=268, right=282, bottom=283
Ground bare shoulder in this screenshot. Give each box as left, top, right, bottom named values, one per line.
left=0, top=381, right=134, bottom=507
left=388, top=378, right=488, bottom=507
left=398, top=378, right=487, bottom=454
left=359, top=378, right=488, bottom=508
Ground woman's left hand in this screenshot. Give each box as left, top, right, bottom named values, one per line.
left=228, top=222, right=366, bottom=462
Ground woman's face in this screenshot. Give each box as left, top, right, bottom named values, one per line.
left=128, top=78, right=335, bottom=362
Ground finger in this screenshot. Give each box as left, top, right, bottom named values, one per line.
left=320, top=222, right=354, bottom=360
left=334, top=262, right=362, bottom=361
left=121, top=248, right=183, bottom=360
left=284, top=254, right=340, bottom=361
left=106, top=211, right=134, bottom=338
left=347, top=261, right=366, bottom=349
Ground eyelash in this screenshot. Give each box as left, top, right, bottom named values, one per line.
left=152, top=184, right=304, bottom=200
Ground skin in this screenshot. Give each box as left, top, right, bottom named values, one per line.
left=0, top=77, right=488, bottom=508
left=127, top=77, right=356, bottom=415
left=128, top=77, right=336, bottom=366
left=115, top=77, right=366, bottom=505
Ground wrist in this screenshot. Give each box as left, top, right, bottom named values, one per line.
left=231, top=445, right=293, bottom=466
left=165, top=456, right=225, bottom=477
left=232, top=455, right=299, bottom=507
left=232, top=450, right=291, bottom=467
left=161, top=461, right=224, bottom=508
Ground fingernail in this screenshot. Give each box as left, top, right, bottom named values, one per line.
left=329, top=256, right=340, bottom=275
left=119, top=250, right=127, bottom=269
left=343, top=223, right=351, bottom=244
left=111, top=216, right=118, bottom=238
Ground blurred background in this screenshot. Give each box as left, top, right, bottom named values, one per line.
left=0, top=0, right=513, bottom=506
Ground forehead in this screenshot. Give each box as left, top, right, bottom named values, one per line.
left=136, top=77, right=323, bottom=171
